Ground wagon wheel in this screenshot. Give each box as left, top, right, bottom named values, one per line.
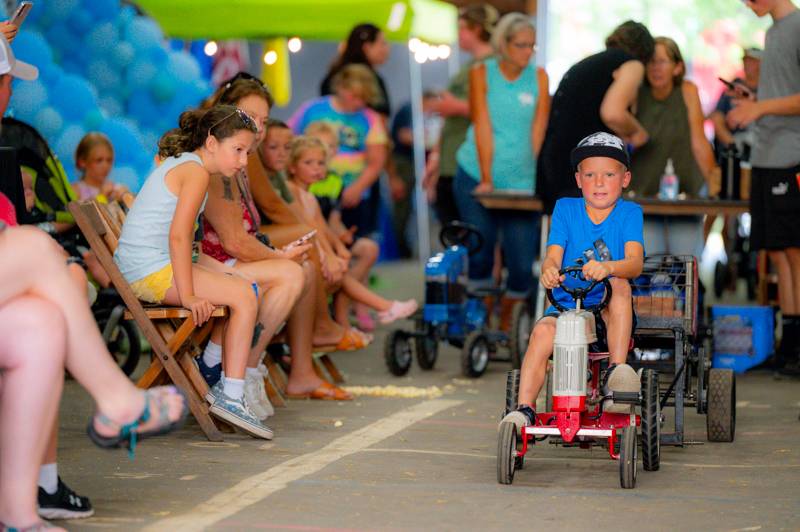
left=414, top=319, right=438, bottom=370
left=619, top=425, right=638, bottom=489
left=497, top=421, right=517, bottom=484
left=640, top=369, right=660, bottom=471
left=509, top=301, right=532, bottom=370
left=707, top=368, right=736, bottom=442
left=461, top=331, right=490, bottom=378
left=384, top=330, right=412, bottom=376
left=504, top=370, right=524, bottom=470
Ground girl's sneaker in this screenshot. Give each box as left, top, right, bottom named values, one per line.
left=208, top=387, right=273, bottom=440
left=377, top=299, right=418, bottom=325
left=245, top=372, right=274, bottom=420
left=37, top=477, right=94, bottom=520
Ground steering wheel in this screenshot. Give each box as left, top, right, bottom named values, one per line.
left=439, top=221, right=484, bottom=256
left=546, top=265, right=612, bottom=313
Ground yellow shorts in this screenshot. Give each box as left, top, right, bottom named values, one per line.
left=129, top=263, right=173, bottom=304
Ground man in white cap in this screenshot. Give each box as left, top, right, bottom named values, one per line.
left=0, top=33, right=38, bottom=117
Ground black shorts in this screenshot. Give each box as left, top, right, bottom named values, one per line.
left=750, top=165, right=800, bottom=250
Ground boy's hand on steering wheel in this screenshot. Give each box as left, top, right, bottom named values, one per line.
left=582, top=260, right=612, bottom=281
left=541, top=266, right=564, bottom=289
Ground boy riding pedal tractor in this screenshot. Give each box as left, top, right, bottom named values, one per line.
left=502, top=132, right=645, bottom=430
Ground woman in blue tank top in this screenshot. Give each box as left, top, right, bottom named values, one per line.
left=453, top=12, right=550, bottom=326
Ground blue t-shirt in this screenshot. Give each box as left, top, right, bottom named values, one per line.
left=546, top=197, right=644, bottom=310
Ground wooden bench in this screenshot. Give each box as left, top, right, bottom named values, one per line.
left=69, top=199, right=230, bottom=441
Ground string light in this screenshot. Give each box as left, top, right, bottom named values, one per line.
left=263, top=50, right=278, bottom=65
left=204, top=40, right=218, bottom=56
left=288, top=37, right=302, bottom=53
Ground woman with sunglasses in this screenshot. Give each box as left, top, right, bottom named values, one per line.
left=114, top=105, right=274, bottom=439
left=453, top=12, right=550, bottom=330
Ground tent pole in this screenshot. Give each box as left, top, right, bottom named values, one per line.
left=408, top=49, right=431, bottom=262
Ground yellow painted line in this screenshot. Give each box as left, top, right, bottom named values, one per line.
left=142, top=399, right=463, bottom=532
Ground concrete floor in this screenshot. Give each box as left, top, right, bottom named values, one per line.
left=55, top=262, right=800, bottom=531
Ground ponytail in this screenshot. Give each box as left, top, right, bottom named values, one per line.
left=158, top=105, right=257, bottom=159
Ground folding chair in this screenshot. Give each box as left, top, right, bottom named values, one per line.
left=69, top=199, right=228, bottom=441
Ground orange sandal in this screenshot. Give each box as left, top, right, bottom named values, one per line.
left=325, top=328, right=371, bottom=352
left=286, top=381, right=353, bottom=401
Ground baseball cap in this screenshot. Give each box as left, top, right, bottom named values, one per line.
left=570, top=132, right=630, bottom=170
left=0, top=35, right=38, bottom=81
left=743, top=47, right=762, bottom=60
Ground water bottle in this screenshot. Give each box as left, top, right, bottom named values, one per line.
left=658, top=158, right=679, bottom=200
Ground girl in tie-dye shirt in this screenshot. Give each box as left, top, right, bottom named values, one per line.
left=288, top=64, right=387, bottom=238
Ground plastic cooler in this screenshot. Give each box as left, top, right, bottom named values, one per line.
left=711, top=305, right=774, bottom=373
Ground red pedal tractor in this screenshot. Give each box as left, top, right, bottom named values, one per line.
left=497, top=266, right=660, bottom=488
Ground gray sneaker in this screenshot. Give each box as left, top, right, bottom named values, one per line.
left=499, top=405, right=536, bottom=432
left=603, top=363, right=640, bottom=413
left=208, top=390, right=274, bottom=440
left=205, top=380, right=224, bottom=405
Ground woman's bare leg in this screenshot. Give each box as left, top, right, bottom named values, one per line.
left=233, top=259, right=305, bottom=366
left=0, top=297, right=66, bottom=529
left=0, top=227, right=184, bottom=430
left=284, top=262, right=327, bottom=394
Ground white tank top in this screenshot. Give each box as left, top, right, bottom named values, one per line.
left=114, top=152, right=206, bottom=283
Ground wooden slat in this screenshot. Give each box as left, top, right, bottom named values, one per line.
left=69, top=199, right=224, bottom=442
left=124, top=306, right=227, bottom=320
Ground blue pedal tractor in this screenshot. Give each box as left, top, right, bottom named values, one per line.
left=384, top=222, right=533, bottom=378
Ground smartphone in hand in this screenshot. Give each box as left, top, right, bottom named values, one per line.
left=11, top=2, right=33, bottom=27
left=285, top=229, right=317, bottom=249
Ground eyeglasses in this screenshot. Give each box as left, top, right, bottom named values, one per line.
left=208, top=107, right=257, bottom=134
left=510, top=41, right=537, bottom=51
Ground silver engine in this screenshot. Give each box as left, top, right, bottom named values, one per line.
left=552, top=309, right=597, bottom=397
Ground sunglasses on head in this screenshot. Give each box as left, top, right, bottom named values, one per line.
left=208, top=107, right=257, bottom=133
left=222, top=71, right=267, bottom=90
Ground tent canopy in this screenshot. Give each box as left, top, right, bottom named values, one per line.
left=135, top=0, right=457, bottom=44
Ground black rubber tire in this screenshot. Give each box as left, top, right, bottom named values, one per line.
left=707, top=368, right=736, bottom=442
left=619, top=425, right=638, bottom=489
left=461, top=331, right=490, bottom=378
left=713, top=260, right=727, bottom=299
left=641, top=369, right=661, bottom=471
left=504, top=370, right=520, bottom=416
left=509, top=302, right=532, bottom=370
left=414, top=321, right=438, bottom=370
left=384, top=330, right=412, bottom=376
left=102, top=318, right=142, bottom=377
left=497, top=421, right=517, bottom=484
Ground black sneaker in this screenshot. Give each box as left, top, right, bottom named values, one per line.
left=196, top=356, right=222, bottom=387
left=37, top=477, right=94, bottom=520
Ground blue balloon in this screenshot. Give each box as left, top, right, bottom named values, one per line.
left=100, top=118, right=145, bottom=166
left=40, top=62, right=64, bottom=85
left=54, top=124, right=88, bottom=169
left=49, top=75, right=98, bottom=122
left=112, top=42, right=135, bottom=68
left=111, top=166, right=142, bottom=193
left=12, top=31, right=53, bottom=69
left=140, top=129, right=161, bottom=153
left=150, top=71, right=177, bottom=103
left=45, top=27, right=82, bottom=64
left=127, top=90, right=161, bottom=124
left=84, top=0, right=119, bottom=23
left=124, top=59, right=157, bottom=89
left=87, top=59, right=121, bottom=90
left=124, top=17, right=163, bottom=52
left=9, top=81, right=48, bottom=122
left=32, top=107, right=64, bottom=140
left=117, top=4, right=136, bottom=27
left=86, top=22, right=120, bottom=56
left=68, top=8, right=93, bottom=34
left=148, top=46, right=169, bottom=66
left=43, top=0, right=80, bottom=20
left=98, top=95, right=124, bottom=118
left=167, top=51, right=201, bottom=84
left=83, top=109, right=106, bottom=130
